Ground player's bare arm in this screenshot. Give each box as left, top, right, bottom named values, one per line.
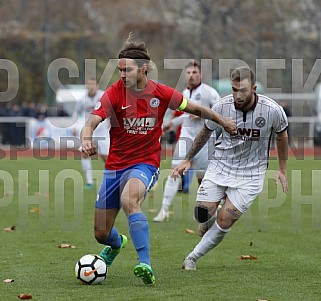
left=171, top=126, right=213, bottom=180
left=275, top=130, right=289, bottom=193
left=185, top=126, right=213, bottom=161
left=81, top=114, right=102, bottom=156
left=183, top=100, right=237, bottom=134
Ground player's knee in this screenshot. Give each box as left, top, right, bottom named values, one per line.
left=216, top=214, right=234, bottom=230
left=94, top=231, right=110, bottom=244
left=194, top=205, right=212, bottom=223
left=216, top=219, right=233, bottom=230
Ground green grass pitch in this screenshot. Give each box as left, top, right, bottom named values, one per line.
left=0, top=153, right=320, bottom=300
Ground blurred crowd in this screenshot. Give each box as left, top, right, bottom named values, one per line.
left=0, top=102, right=48, bottom=119
left=0, top=102, right=69, bottom=146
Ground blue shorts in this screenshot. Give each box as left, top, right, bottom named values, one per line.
left=95, top=163, right=159, bottom=209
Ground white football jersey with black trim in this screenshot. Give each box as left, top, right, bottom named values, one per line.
left=180, top=83, right=220, bottom=140
left=205, top=94, right=288, bottom=179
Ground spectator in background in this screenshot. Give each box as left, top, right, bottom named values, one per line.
left=56, top=104, right=69, bottom=117
left=0, top=101, right=51, bottom=146
left=1, top=103, right=12, bottom=145
left=10, top=104, right=25, bottom=146
left=36, top=103, right=48, bottom=118
left=21, top=102, right=30, bottom=117
left=28, top=102, right=40, bottom=119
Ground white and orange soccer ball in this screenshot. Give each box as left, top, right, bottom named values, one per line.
left=75, top=254, right=107, bottom=284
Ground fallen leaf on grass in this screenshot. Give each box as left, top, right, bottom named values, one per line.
left=3, top=278, right=14, bottom=283
left=185, top=229, right=195, bottom=234
left=58, top=243, right=75, bottom=248
left=148, top=209, right=157, bottom=213
left=30, top=207, right=40, bottom=213
left=256, top=300, right=271, bottom=301
left=0, top=261, right=8, bottom=264
left=4, top=225, right=16, bottom=232
left=18, top=294, right=32, bottom=299
left=240, top=255, right=257, bottom=260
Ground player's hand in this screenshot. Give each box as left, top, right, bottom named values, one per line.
left=275, top=170, right=288, bottom=193
left=81, top=140, right=97, bottom=156
left=171, top=160, right=192, bottom=181
left=221, top=117, right=237, bottom=135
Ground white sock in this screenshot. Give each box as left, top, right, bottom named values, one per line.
left=81, top=158, right=93, bottom=184
left=162, top=175, right=181, bottom=209
left=191, top=220, right=230, bottom=260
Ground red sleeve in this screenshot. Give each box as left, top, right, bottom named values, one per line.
left=91, top=87, right=115, bottom=119
left=91, top=95, right=106, bottom=119
left=156, top=83, right=183, bottom=110
left=168, top=88, right=184, bottom=110
left=101, top=89, right=115, bottom=118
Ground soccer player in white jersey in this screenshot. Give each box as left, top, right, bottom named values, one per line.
left=172, top=67, right=289, bottom=270
left=153, top=61, right=220, bottom=222
left=76, top=78, right=110, bottom=189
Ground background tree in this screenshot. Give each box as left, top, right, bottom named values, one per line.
left=0, top=0, right=320, bottom=105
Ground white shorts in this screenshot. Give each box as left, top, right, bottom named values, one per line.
left=171, top=138, right=213, bottom=177
left=196, top=169, right=264, bottom=213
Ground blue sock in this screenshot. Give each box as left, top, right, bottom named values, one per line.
left=102, top=227, right=122, bottom=249
left=128, top=212, right=150, bottom=266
